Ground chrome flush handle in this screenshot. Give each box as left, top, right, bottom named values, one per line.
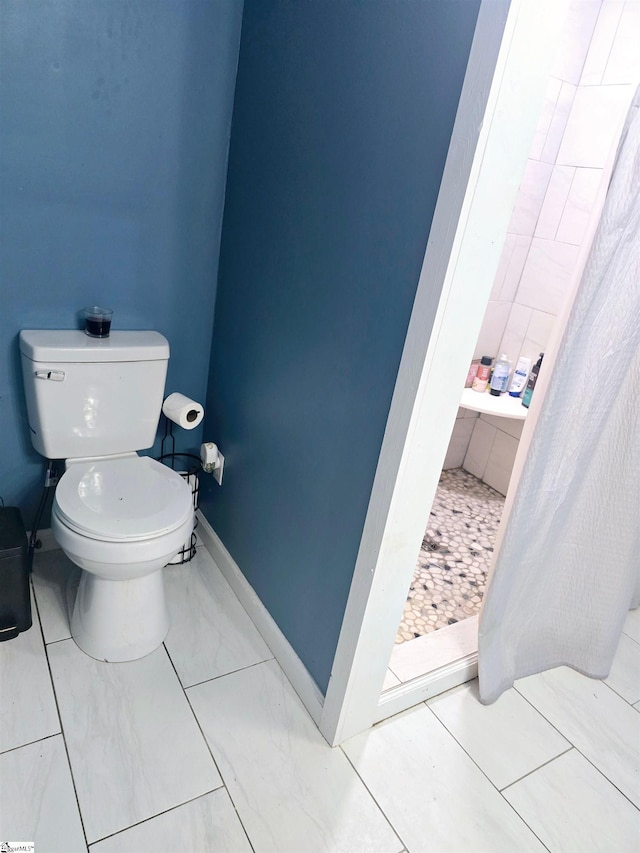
left=34, top=370, right=65, bottom=381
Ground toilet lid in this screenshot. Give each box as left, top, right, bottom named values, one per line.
left=54, top=456, right=193, bottom=542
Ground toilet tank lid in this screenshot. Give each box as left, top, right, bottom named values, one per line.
left=19, top=330, right=169, bottom=363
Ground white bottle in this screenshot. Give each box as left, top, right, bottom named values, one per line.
left=508, top=356, right=531, bottom=397
left=489, top=353, right=511, bottom=396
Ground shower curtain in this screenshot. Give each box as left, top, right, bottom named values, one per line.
left=478, top=86, right=640, bottom=704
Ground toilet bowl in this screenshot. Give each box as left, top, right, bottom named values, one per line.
left=51, top=454, right=193, bottom=662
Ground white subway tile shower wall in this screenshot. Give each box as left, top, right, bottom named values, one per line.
left=580, top=0, right=626, bottom=86
left=549, top=0, right=601, bottom=85
left=463, top=415, right=523, bottom=497
left=472, top=301, right=511, bottom=361
left=598, top=1, right=640, bottom=85
left=534, top=164, right=575, bottom=239
left=540, top=81, right=577, bottom=164
left=557, top=84, right=635, bottom=168
left=443, top=417, right=477, bottom=470
left=465, top=0, right=638, bottom=494
left=507, top=160, right=553, bottom=236
left=488, top=234, right=532, bottom=306
left=556, top=167, right=603, bottom=245
left=515, top=238, right=580, bottom=316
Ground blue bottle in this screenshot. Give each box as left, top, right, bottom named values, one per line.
left=522, top=353, right=544, bottom=408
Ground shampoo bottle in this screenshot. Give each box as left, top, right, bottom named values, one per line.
left=508, top=356, right=531, bottom=397
left=489, top=353, right=511, bottom=396
left=471, top=356, right=492, bottom=392
left=465, top=359, right=480, bottom=388
left=522, top=353, right=544, bottom=408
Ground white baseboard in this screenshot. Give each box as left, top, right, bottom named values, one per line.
left=196, top=510, right=325, bottom=725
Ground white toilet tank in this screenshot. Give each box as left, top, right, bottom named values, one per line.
left=20, top=330, right=170, bottom=459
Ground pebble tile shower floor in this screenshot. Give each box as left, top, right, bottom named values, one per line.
left=396, top=467, right=505, bottom=642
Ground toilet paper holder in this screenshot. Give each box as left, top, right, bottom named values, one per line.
left=156, top=415, right=201, bottom=564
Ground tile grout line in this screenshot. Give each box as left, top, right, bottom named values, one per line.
left=499, top=745, right=575, bottom=793
left=600, top=678, right=640, bottom=708
left=0, top=730, right=61, bottom=758
left=513, top=680, right=584, bottom=748
left=501, top=740, right=640, bottom=816
left=552, top=166, right=577, bottom=243
left=529, top=161, right=555, bottom=239
left=566, top=752, right=640, bottom=815
left=554, top=739, right=640, bottom=813
left=595, top=2, right=624, bottom=88
left=161, top=640, right=226, bottom=784
left=527, top=231, right=589, bottom=248
left=496, top=793, right=552, bottom=851
left=540, top=74, right=564, bottom=160
left=338, top=744, right=408, bottom=853
left=496, top=231, right=518, bottom=300
left=43, top=635, right=71, bottom=646
left=418, top=699, right=552, bottom=851
left=86, top=785, right=226, bottom=848
left=180, top=655, right=275, bottom=691
left=495, top=783, right=552, bottom=850
left=574, top=5, right=604, bottom=89
left=622, top=627, right=640, bottom=645
left=163, top=641, right=257, bottom=853
left=513, top=679, right=640, bottom=811
left=30, top=574, right=91, bottom=853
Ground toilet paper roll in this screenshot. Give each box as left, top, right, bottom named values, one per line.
left=162, top=393, right=204, bottom=430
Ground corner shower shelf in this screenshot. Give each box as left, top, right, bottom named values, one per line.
left=459, top=387, right=528, bottom=420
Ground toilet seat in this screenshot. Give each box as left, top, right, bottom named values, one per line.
left=54, top=455, right=193, bottom=543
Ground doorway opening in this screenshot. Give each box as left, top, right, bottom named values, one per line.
left=383, top=0, right=638, bottom=700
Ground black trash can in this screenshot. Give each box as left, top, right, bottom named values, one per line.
left=0, top=507, right=31, bottom=641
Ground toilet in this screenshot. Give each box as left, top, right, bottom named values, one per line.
left=19, top=329, right=194, bottom=662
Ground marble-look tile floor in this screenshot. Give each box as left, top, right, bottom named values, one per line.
left=396, top=467, right=505, bottom=643
left=1, top=542, right=639, bottom=852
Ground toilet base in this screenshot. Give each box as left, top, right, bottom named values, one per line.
left=71, top=568, right=169, bottom=662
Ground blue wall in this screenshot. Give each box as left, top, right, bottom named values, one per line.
left=0, top=0, right=243, bottom=520
left=200, top=0, right=481, bottom=693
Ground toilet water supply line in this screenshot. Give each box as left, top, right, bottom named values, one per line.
left=28, top=459, right=59, bottom=571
